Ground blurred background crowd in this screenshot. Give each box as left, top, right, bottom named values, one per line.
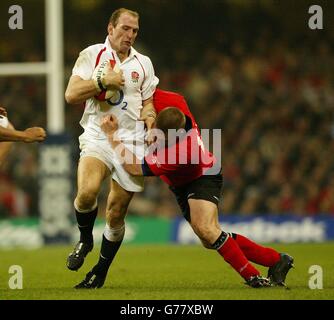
left=0, top=0, right=333, bottom=218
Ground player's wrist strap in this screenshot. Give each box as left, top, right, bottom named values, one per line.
left=93, top=77, right=105, bottom=93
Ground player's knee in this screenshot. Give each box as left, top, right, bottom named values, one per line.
left=191, top=219, right=223, bottom=248
left=76, top=190, right=98, bottom=211
left=191, top=222, right=212, bottom=243
left=107, top=197, right=128, bottom=214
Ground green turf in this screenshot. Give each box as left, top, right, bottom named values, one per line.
left=0, top=243, right=333, bottom=300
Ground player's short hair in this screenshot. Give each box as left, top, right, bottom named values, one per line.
left=155, top=107, right=186, bottom=136
left=109, top=8, right=139, bottom=27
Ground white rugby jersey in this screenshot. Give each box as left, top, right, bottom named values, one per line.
left=72, top=36, right=159, bottom=142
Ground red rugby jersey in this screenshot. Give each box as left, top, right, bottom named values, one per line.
left=143, top=89, right=216, bottom=186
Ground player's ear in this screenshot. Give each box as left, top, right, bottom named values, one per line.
left=107, top=22, right=113, bottom=35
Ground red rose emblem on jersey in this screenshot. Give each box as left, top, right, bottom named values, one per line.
left=131, top=71, right=140, bottom=83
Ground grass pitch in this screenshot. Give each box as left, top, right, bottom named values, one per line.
left=0, top=243, right=333, bottom=300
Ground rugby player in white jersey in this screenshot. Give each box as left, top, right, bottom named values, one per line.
left=64, top=8, right=158, bottom=288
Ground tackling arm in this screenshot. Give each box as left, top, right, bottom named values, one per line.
left=139, top=97, right=157, bottom=145
left=101, top=115, right=143, bottom=176
left=139, top=97, right=156, bottom=130
left=109, top=136, right=143, bottom=176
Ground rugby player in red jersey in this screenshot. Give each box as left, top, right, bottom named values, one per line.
left=75, top=89, right=294, bottom=289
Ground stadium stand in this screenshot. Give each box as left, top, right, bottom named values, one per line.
left=0, top=0, right=333, bottom=217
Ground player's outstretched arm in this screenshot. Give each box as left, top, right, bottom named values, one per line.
left=139, top=97, right=156, bottom=129
left=138, top=97, right=156, bottom=145
left=0, top=106, right=46, bottom=143
left=101, top=115, right=143, bottom=176
left=0, top=126, right=46, bottom=143
left=21, top=127, right=47, bottom=143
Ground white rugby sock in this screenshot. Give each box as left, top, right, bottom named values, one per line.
left=103, top=223, right=125, bottom=242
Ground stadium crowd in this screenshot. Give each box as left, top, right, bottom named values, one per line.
left=0, top=1, right=333, bottom=218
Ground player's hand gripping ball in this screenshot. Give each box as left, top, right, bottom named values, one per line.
left=92, top=60, right=123, bottom=106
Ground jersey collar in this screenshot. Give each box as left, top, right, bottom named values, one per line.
left=104, top=36, right=138, bottom=61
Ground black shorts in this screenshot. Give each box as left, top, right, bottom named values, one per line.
left=169, top=172, right=223, bottom=222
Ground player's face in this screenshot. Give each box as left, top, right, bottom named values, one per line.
left=108, top=13, right=139, bottom=54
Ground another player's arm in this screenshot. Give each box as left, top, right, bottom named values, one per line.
left=0, top=126, right=46, bottom=143
left=139, top=97, right=156, bottom=145
left=139, top=97, right=156, bottom=130
left=101, top=115, right=143, bottom=176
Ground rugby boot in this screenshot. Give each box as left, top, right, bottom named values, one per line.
left=246, top=275, right=272, bottom=288
left=74, top=270, right=106, bottom=289
left=268, top=253, right=294, bottom=286
left=67, top=241, right=93, bottom=271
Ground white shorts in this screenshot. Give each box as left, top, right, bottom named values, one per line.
left=78, top=133, right=145, bottom=192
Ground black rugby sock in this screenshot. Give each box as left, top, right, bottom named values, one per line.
left=75, top=207, right=98, bottom=244
left=93, top=234, right=123, bottom=276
